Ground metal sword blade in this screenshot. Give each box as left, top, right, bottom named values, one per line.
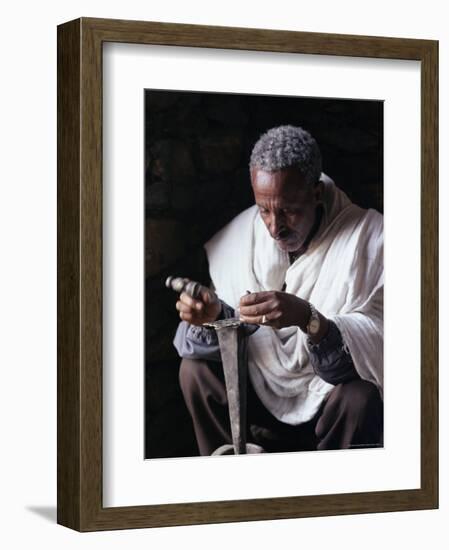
left=214, top=326, right=247, bottom=454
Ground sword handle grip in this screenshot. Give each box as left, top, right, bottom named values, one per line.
left=165, top=276, right=202, bottom=300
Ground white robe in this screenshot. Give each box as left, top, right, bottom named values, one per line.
left=204, top=175, right=383, bottom=425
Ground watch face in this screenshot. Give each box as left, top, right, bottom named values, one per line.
left=309, top=319, right=320, bottom=334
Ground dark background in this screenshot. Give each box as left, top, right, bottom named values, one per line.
left=144, top=89, right=383, bottom=459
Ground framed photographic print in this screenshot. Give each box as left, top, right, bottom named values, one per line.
left=57, top=17, right=438, bottom=531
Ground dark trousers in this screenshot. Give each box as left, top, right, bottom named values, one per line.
left=179, top=358, right=383, bottom=455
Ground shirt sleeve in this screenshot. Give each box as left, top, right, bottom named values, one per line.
left=306, top=320, right=360, bottom=385
left=173, top=300, right=235, bottom=362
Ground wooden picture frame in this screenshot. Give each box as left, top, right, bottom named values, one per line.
left=57, top=17, right=438, bottom=531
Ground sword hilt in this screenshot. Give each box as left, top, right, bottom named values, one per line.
left=165, top=276, right=202, bottom=300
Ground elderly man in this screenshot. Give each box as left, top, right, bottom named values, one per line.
left=173, top=125, right=383, bottom=455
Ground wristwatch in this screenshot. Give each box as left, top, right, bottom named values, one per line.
left=306, top=302, right=320, bottom=335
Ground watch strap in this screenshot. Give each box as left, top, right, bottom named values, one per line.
left=306, top=302, right=320, bottom=335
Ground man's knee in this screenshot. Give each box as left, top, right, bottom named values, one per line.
left=178, top=358, right=206, bottom=398
left=315, top=379, right=383, bottom=447
left=179, top=358, right=226, bottom=403
left=330, top=379, right=382, bottom=417
left=316, top=379, right=382, bottom=437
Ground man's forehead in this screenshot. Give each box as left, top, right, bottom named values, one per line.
left=251, top=167, right=310, bottom=198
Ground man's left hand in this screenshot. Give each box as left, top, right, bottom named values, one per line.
left=239, top=290, right=311, bottom=331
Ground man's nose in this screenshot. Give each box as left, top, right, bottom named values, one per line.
left=268, top=213, right=284, bottom=238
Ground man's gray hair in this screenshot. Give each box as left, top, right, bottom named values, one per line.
left=249, top=125, right=322, bottom=186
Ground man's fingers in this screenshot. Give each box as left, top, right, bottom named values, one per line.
left=239, top=301, right=274, bottom=317
left=176, top=300, right=197, bottom=314
left=179, top=311, right=194, bottom=322
left=239, top=313, right=272, bottom=325
left=180, top=292, right=204, bottom=311
left=199, top=286, right=216, bottom=305
left=240, top=308, right=282, bottom=325
left=239, top=291, right=273, bottom=306
left=239, top=314, right=262, bottom=324
left=239, top=295, right=282, bottom=324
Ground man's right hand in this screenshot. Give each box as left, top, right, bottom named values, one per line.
left=175, top=286, right=222, bottom=326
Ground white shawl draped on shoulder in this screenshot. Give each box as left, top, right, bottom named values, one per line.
left=204, top=175, right=383, bottom=425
